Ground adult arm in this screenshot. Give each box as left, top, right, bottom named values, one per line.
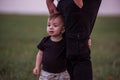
left=73, top=0, right=83, bottom=8
left=46, top=0, right=57, bottom=14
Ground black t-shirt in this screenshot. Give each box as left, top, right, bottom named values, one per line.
left=37, top=36, right=67, bottom=73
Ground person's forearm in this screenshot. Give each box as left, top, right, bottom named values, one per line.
left=46, top=0, right=54, bottom=3
left=73, top=0, right=83, bottom=8
left=46, top=0, right=57, bottom=14
left=35, top=52, right=42, bottom=68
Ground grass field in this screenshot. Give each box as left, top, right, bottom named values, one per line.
left=0, top=14, right=120, bottom=80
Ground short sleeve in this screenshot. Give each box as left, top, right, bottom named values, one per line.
left=37, top=36, right=49, bottom=51
left=37, top=38, right=45, bottom=51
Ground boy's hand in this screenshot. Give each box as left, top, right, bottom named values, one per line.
left=73, top=0, right=83, bottom=8
left=33, top=67, right=39, bottom=76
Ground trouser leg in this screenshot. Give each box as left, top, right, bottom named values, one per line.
left=73, top=60, right=93, bottom=80
left=66, top=39, right=92, bottom=80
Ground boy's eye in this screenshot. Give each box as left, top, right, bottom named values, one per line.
left=54, top=24, right=58, bottom=27
left=47, top=24, right=50, bottom=27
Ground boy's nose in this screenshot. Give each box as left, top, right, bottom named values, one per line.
left=49, top=25, right=53, bottom=29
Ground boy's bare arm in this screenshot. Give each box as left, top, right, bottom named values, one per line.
left=33, top=50, right=43, bottom=76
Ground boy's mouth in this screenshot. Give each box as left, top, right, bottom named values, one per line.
left=49, top=31, right=54, bottom=34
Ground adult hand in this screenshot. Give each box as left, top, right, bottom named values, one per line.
left=73, top=0, right=83, bottom=8
left=88, top=39, right=92, bottom=47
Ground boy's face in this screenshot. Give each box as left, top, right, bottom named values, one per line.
left=47, top=17, right=64, bottom=37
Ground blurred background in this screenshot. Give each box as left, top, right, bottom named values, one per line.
left=0, top=0, right=120, bottom=16
left=0, top=0, right=120, bottom=80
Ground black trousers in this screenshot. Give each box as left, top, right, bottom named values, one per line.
left=57, top=0, right=102, bottom=80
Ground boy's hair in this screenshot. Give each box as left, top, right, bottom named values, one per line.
left=49, top=13, right=64, bottom=22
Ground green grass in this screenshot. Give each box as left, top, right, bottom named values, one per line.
left=0, top=14, right=120, bottom=80
left=91, top=17, right=120, bottom=80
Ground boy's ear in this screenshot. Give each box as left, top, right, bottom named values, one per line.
left=61, top=26, right=65, bottom=34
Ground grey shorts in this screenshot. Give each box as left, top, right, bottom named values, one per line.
left=39, top=70, right=70, bottom=80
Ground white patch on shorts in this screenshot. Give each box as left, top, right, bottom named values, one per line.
left=39, top=70, right=70, bottom=80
